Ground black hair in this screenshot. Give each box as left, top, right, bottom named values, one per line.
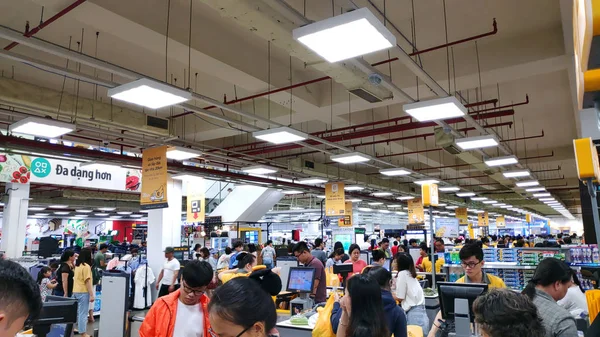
left=563, top=237, right=572, bottom=245
left=233, top=241, right=244, bottom=249
left=396, top=253, right=417, bottom=278
left=481, top=237, right=490, bottom=244
left=473, top=289, right=544, bottom=337
left=557, top=233, right=563, bottom=239
left=454, top=238, right=463, bottom=244
left=77, top=247, right=93, bottom=267
left=225, top=247, right=232, bottom=255
left=522, top=258, right=572, bottom=300
left=408, top=239, right=418, bottom=245
left=236, top=252, right=256, bottom=270
left=381, top=238, right=389, bottom=244
left=459, top=244, right=484, bottom=262
left=393, top=241, right=398, bottom=246
left=0, top=260, right=42, bottom=325
left=293, top=242, right=310, bottom=254
left=50, top=263, right=59, bottom=269
left=515, top=239, right=525, bottom=248
left=99, top=243, right=108, bottom=251
left=181, top=260, right=213, bottom=288
left=435, top=238, right=444, bottom=245
left=36, top=266, right=52, bottom=285
left=208, top=270, right=281, bottom=333
left=334, top=241, right=344, bottom=251
left=419, top=242, right=428, bottom=251
left=265, top=240, right=273, bottom=246
left=314, top=238, right=323, bottom=247
left=200, top=247, right=210, bottom=259
left=570, top=269, right=584, bottom=293
left=348, top=243, right=361, bottom=256
left=398, top=245, right=407, bottom=253
left=193, top=243, right=201, bottom=251
left=371, top=249, right=386, bottom=263
left=60, top=250, right=75, bottom=263
left=345, top=274, right=389, bottom=337
left=534, top=243, right=544, bottom=248
left=329, top=248, right=344, bottom=259
left=490, top=235, right=497, bottom=241
left=247, top=243, right=257, bottom=253
left=131, top=248, right=138, bottom=254
left=364, top=266, right=392, bottom=290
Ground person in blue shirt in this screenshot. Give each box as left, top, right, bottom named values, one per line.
left=228, top=241, right=245, bottom=269
left=331, top=266, right=407, bottom=337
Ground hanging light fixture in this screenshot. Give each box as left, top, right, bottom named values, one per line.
left=403, top=96, right=467, bottom=122
left=330, top=152, right=372, bottom=164
left=455, top=135, right=499, bottom=150
left=484, top=155, right=518, bottom=167
left=253, top=126, right=308, bottom=144
left=9, top=117, right=75, bottom=138
left=107, top=78, right=191, bottom=109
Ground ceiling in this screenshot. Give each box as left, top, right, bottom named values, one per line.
left=0, top=0, right=582, bottom=220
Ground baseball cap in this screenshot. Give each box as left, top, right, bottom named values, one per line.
left=164, top=247, right=175, bottom=254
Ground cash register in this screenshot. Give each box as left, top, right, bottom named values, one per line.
left=437, top=282, right=488, bottom=337
left=287, top=267, right=316, bottom=316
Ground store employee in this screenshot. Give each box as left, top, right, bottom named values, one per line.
left=427, top=244, right=506, bottom=337
left=293, top=242, right=327, bottom=304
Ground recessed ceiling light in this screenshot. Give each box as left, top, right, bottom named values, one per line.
left=98, top=207, right=116, bottom=211
left=455, top=135, right=499, bottom=150
left=516, top=180, right=539, bottom=187
left=500, top=205, right=512, bottom=209
left=253, top=126, right=308, bottom=144
left=165, top=147, right=202, bottom=161
left=330, top=152, right=372, bottom=164
left=107, top=78, right=191, bottom=109
left=372, top=192, right=393, bottom=197
left=379, top=168, right=411, bottom=176
left=75, top=210, right=93, bottom=213
left=534, top=193, right=551, bottom=198
left=368, top=202, right=383, bottom=205
left=292, top=7, right=396, bottom=63
left=438, top=186, right=460, bottom=192
left=539, top=198, right=556, bottom=202
left=397, top=196, right=415, bottom=200
left=54, top=211, right=70, bottom=215
left=130, top=214, right=144, bottom=218
left=525, top=187, right=546, bottom=192
left=437, top=203, right=447, bottom=207
left=413, top=179, right=439, bottom=185
left=471, top=197, right=488, bottom=201
left=482, top=200, right=497, bottom=204
left=403, top=96, right=467, bottom=122
left=28, top=207, right=46, bottom=211
left=396, top=211, right=407, bottom=215
left=502, top=170, right=530, bottom=178
left=344, top=185, right=365, bottom=191
left=387, top=204, right=402, bottom=208
left=117, top=211, right=133, bottom=215
left=298, top=177, right=328, bottom=185
left=446, top=205, right=459, bottom=209
left=49, top=205, right=69, bottom=209
left=456, top=192, right=476, bottom=197
left=34, top=213, right=50, bottom=216
left=94, top=213, right=110, bottom=217
left=484, top=155, right=518, bottom=167
left=9, top=117, right=75, bottom=138
left=241, top=165, right=278, bottom=175
left=379, top=209, right=391, bottom=213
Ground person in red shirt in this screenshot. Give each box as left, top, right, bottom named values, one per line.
left=391, top=241, right=399, bottom=256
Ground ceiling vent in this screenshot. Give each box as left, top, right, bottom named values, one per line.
left=434, top=127, right=462, bottom=155
left=146, top=115, right=169, bottom=131
left=349, top=88, right=383, bottom=103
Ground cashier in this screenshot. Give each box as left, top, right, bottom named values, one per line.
left=427, top=244, right=506, bottom=337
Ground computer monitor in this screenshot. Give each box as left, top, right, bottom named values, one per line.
left=33, top=295, right=78, bottom=337
left=437, top=282, right=488, bottom=322
left=382, top=258, right=391, bottom=271
left=286, top=267, right=316, bottom=293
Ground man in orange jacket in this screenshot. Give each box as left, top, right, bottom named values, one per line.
left=140, top=260, right=213, bottom=337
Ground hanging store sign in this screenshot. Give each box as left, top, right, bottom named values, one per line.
left=140, top=146, right=169, bottom=210
left=339, top=201, right=353, bottom=227
left=455, top=207, right=468, bottom=225
left=186, top=178, right=206, bottom=223
left=0, top=153, right=142, bottom=192
left=496, top=216, right=506, bottom=228
left=478, top=211, right=489, bottom=227
left=325, top=182, right=345, bottom=216
left=435, top=218, right=459, bottom=237
left=421, top=184, right=439, bottom=207
left=407, top=198, right=424, bottom=225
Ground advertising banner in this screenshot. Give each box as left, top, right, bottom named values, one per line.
left=325, top=182, right=345, bottom=216
left=421, top=184, right=439, bottom=206
left=141, top=146, right=168, bottom=209
left=468, top=222, right=475, bottom=239
left=0, top=153, right=141, bottom=192
left=435, top=218, right=459, bottom=237
left=478, top=211, right=489, bottom=227
left=186, top=178, right=206, bottom=223
left=339, top=201, right=353, bottom=227
left=456, top=207, right=468, bottom=225
left=496, top=216, right=506, bottom=228
left=407, top=198, right=424, bottom=224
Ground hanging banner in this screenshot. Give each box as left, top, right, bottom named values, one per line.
left=478, top=211, right=489, bottom=227
left=496, top=216, right=506, bottom=228
left=421, top=184, right=439, bottom=206
left=141, top=146, right=168, bottom=209
left=467, top=222, right=475, bottom=239
left=435, top=218, right=459, bottom=237
left=186, top=178, right=206, bottom=223
left=339, top=201, right=353, bottom=227
left=325, top=182, right=345, bottom=216
left=456, top=207, right=468, bottom=225
left=407, top=198, right=424, bottom=224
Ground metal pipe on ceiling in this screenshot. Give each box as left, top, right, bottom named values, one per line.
left=413, top=152, right=555, bottom=172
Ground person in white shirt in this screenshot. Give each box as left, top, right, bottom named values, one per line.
left=156, top=247, right=181, bottom=298
left=216, top=247, right=232, bottom=270
left=395, top=253, right=429, bottom=336
left=558, top=270, right=589, bottom=318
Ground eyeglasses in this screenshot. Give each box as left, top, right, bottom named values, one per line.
left=208, top=324, right=254, bottom=337
left=181, top=281, right=205, bottom=296
left=460, top=260, right=482, bottom=269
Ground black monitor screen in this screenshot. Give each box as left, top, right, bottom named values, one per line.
left=437, top=282, right=488, bottom=322
left=33, top=296, right=77, bottom=337
left=383, top=258, right=391, bottom=271
left=286, top=267, right=316, bottom=293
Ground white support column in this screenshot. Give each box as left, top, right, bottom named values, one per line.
left=1, top=183, right=30, bottom=258
left=146, top=177, right=182, bottom=299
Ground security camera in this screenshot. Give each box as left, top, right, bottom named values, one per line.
left=102, top=140, right=110, bottom=146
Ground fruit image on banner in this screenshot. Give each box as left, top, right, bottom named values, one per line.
left=407, top=198, right=424, bottom=224
left=0, top=153, right=32, bottom=184
left=141, top=146, right=169, bottom=209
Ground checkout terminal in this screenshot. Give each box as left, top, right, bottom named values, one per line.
left=33, top=295, right=78, bottom=337
left=436, top=282, right=488, bottom=337
left=287, top=267, right=316, bottom=316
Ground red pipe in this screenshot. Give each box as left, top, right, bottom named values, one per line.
left=471, top=95, right=529, bottom=114
left=4, top=0, right=87, bottom=50
left=414, top=152, right=555, bottom=172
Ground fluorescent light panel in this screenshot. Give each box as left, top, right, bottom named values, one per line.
left=455, top=135, right=499, bottom=150
left=344, top=185, right=365, bottom=191
left=534, top=193, right=551, bottom=198
left=75, top=210, right=93, bottom=213
left=471, top=197, right=488, bottom=201
left=484, top=155, right=518, bottom=167
left=397, top=196, right=415, bottom=200
left=28, top=207, right=46, bottom=211
left=9, top=117, right=75, bottom=138
left=456, top=192, right=476, bottom=197
left=439, top=186, right=460, bottom=192
left=372, top=192, right=393, bottom=197
left=54, top=211, right=70, bottom=215
left=166, top=147, right=202, bottom=161
left=348, top=199, right=363, bottom=203
left=330, top=152, right=371, bottom=164
left=525, top=187, right=546, bottom=192
left=502, top=170, right=530, bottom=178
left=253, top=127, right=308, bottom=144
left=282, top=190, right=303, bottom=195
left=292, top=7, right=396, bottom=63
left=402, top=96, right=467, bottom=122
left=379, top=168, right=411, bottom=176
left=387, top=204, right=402, bottom=208
left=413, top=179, right=439, bottom=185
left=49, top=205, right=69, bottom=209
left=94, top=213, right=110, bottom=217
left=98, top=207, right=116, bottom=211
left=241, top=165, right=278, bottom=175
left=369, top=202, right=383, bottom=205
left=516, top=180, right=539, bottom=187
left=107, top=78, right=191, bottom=109
left=482, top=200, right=497, bottom=204
left=298, top=177, right=328, bottom=184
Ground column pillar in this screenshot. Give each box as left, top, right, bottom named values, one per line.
left=146, top=177, right=182, bottom=297
left=1, top=183, right=30, bottom=258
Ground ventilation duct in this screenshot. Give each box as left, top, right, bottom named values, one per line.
left=434, top=127, right=462, bottom=155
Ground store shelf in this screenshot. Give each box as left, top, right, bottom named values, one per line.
left=569, top=263, right=600, bottom=268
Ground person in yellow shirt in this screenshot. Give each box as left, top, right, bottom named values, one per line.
left=427, top=244, right=506, bottom=337
left=421, top=254, right=444, bottom=274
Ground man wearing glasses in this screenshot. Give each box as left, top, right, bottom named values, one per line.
left=427, top=244, right=506, bottom=337
left=140, top=260, right=213, bottom=337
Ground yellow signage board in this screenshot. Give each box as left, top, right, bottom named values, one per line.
left=496, top=216, right=505, bottom=228
left=478, top=211, right=489, bottom=227
left=186, top=178, right=206, bottom=223
left=573, top=137, right=600, bottom=181
left=325, top=182, right=346, bottom=216
left=421, top=184, right=439, bottom=207
left=468, top=222, right=475, bottom=239
left=456, top=207, right=468, bottom=225
left=140, top=145, right=168, bottom=209
left=526, top=214, right=532, bottom=223
left=408, top=198, right=424, bottom=224
left=339, top=201, right=353, bottom=227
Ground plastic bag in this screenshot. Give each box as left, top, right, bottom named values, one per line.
left=312, top=294, right=336, bottom=337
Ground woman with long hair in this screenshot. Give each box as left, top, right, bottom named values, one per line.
left=334, top=241, right=350, bottom=262
left=55, top=250, right=75, bottom=297
left=336, top=274, right=389, bottom=337
left=522, top=258, right=578, bottom=337
left=344, top=244, right=367, bottom=277
left=558, top=269, right=589, bottom=318
left=73, top=248, right=95, bottom=337
left=395, top=253, right=428, bottom=335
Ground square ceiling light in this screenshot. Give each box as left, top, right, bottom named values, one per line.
left=253, top=127, right=308, bottom=144
left=471, top=197, right=488, bottom=201
left=292, top=7, right=396, bottom=63
left=439, top=186, right=460, bottom=192
left=348, top=198, right=363, bottom=202
left=455, top=135, right=499, bottom=150
left=534, top=193, right=551, bottom=198
left=516, top=180, right=539, bottom=187
left=9, top=117, right=75, bottom=138
left=330, top=152, right=371, bottom=164
left=484, top=155, right=518, bottom=167
left=241, top=165, right=278, bottom=175
left=107, top=78, right=191, bottom=109
left=456, top=192, right=476, bottom=197
left=166, top=147, right=202, bottom=161
left=525, top=187, right=546, bottom=192
left=402, top=96, right=467, bottom=122
left=397, top=196, right=415, bottom=200
left=297, top=177, right=328, bottom=184
left=379, top=168, right=411, bottom=176
left=482, top=200, right=497, bottom=204
left=282, top=190, right=303, bottom=195
left=502, top=170, right=530, bottom=178
left=344, top=185, right=365, bottom=191
left=413, top=179, right=439, bottom=185
left=372, top=192, right=393, bottom=197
